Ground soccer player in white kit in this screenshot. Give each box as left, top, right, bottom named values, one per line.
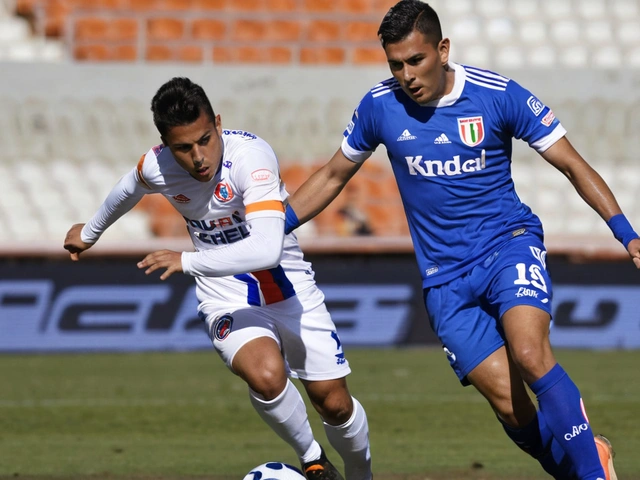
left=63, top=77, right=372, bottom=480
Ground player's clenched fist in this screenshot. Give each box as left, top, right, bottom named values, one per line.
left=63, top=223, right=94, bottom=261
left=137, top=249, right=183, bottom=280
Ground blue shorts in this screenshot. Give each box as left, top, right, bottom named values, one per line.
left=423, top=233, right=553, bottom=385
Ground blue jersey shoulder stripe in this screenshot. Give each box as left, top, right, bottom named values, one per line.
left=371, top=78, right=400, bottom=97
left=465, top=77, right=507, bottom=91
left=466, top=71, right=508, bottom=88
left=372, top=84, right=402, bottom=98
left=463, top=65, right=510, bottom=83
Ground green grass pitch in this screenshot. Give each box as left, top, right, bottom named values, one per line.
left=1, top=348, right=639, bottom=479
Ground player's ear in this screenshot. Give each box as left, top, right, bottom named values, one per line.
left=438, top=38, right=450, bottom=66
left=214, top=114, right=222, bottom=133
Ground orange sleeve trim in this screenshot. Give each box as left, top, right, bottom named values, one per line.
left=245, top=200, right=285, bottom=215
left=136, top=155, right=150, bottom=188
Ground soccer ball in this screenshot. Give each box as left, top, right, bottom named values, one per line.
left=243, top=461, right=306, bottom=480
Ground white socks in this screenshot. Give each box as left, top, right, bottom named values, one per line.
left=249, top=379, right=322, bottom=464
left=250, top=382, right=372, bottom=479
left=323, top=397, right=372, bottom=480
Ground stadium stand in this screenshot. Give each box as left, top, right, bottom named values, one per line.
left=1, top=0, right=640, bottom=255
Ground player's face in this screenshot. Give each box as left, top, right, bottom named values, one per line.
left=163, top=111, right=223, bottom=182
left=384, top=30, right=451, bottom=105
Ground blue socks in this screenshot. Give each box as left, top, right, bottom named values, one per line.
left=500, top=410, right=574, bottom=479
left=530, top=363, right=604, bottom=480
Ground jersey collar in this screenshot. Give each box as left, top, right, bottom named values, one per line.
left=422, top=62, right=465, bottom=108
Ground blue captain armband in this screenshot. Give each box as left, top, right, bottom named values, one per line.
left=285, top=203, right=300, bottom=234
left=607, top=214, right=639, bottom=249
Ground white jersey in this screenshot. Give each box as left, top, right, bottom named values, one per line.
left=136, top=129, right=317, bottom=311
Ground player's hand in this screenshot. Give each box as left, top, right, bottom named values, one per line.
left=63, top=223, right=94, bottom=261
left=628, top=238, right=640, bottom=269
left=137, top=249, right=183, bottom=280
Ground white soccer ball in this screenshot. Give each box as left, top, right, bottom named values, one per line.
left=243, top=461, right=306, bottom=480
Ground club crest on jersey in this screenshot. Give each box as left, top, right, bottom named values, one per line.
left=214, top=181, right=234, bottom=202
left=213, top=314, right=233, bottom=341
left=458, top=116, right=485, bottom=147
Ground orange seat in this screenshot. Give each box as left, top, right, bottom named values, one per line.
left=353, top=47, right=386, bottom=64
left=300, top=47, right=346, bottom=64
left=192, top=0, right=225, bottom=9
left=303, top=0, right=336, bottom=13
left=145, top=44, right=172, bottom=61
left=191, top=18, right=226, bottom=40
left=345, top=21, right=378, bottom=42
left=306, top=20, right=341, bottom=42
left=232, top=19, right=267, bottom=42
left=74, top=17, right=109, bottom=41
left=146, top=17, right=185, bottom=41
left=265, top=0, right=297, bottom=12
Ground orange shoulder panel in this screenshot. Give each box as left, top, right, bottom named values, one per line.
left=136, top=154, right=151, bottom=188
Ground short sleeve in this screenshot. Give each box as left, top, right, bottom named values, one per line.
left=232, top=143, right=285, bottom=220
left=501, top=80, right=567, bottom=153
left=341, top=92, right=379, bottom=163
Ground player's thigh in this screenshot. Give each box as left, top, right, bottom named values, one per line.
left=483, top=234, right=553, bottom=322
left=424, top=278, right=505, bottom=386
left=273, top=286, right=352, bottom=382
left=204, top=307, right=282, bottom=375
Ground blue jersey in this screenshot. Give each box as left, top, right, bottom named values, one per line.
left=342, top=63, right=567, bottom=288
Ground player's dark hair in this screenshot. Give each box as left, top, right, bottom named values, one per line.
left=151, top=77, right=216, bottom=137
left=378, top=0, right=442, bottom=48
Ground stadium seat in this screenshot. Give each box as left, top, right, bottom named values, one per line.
left=577, top=0, right=607, bottom=20
left=190, top=18, right=226, bottom=41
left=519, top=20, right=547, bottom=46
left=585, top=21, right=613, bottom=45
left=508, top=0, right=539, bottom=19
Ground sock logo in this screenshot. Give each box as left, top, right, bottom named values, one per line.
left=564, top=423, right=589, bottom=441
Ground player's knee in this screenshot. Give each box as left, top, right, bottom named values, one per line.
left=238, top=358, right=288, bottom=400
left=511, top=345, right=550, bottom=381
left=316, top=388, right=353, bottom=425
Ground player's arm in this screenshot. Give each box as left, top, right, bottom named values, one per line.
left=138, top=214, right=285, bottom=280
left=540, top=136, right=640, bottom=267
left=63, top=167, right=149, bottom=261
left=285, top=147, right=363, bottom=233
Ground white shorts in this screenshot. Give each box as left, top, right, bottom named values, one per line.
left=202, top=285, right=351, bottom=381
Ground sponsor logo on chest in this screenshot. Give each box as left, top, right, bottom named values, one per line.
left=405, top=149, right=486, bottom=177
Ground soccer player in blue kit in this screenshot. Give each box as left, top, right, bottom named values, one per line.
left=283, top=1, right=640, bottom=479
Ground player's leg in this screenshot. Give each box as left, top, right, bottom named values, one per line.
left=205, top=309, right=324, bottom=466
left=275, top=287, right=372, bottom=480
left=466, top=345, right=574, bottom=479
left=425, top=249, right=572, bottom=478
left=489, top=235, right=608, bottom=480
left=502, top=305, right=605, bottom=480
left=301, top=377, right=371, bottom=480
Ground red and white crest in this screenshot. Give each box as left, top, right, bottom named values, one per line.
left=214, top=181, right=234, bottom=202
left=457, top=116, right=485, bottom=147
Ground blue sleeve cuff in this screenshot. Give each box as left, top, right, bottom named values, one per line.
left=284, top=203, right=300, bottom=235
left=607, top=214, right=639, bottom=249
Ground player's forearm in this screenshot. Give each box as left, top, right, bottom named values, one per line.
left=566, top=163, right=622, bottom=222
left=81, top=169, right=147, bottom=243
left=288, top=168, right=344, bottom=224
left=182, top=216, right=285, bottom=277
